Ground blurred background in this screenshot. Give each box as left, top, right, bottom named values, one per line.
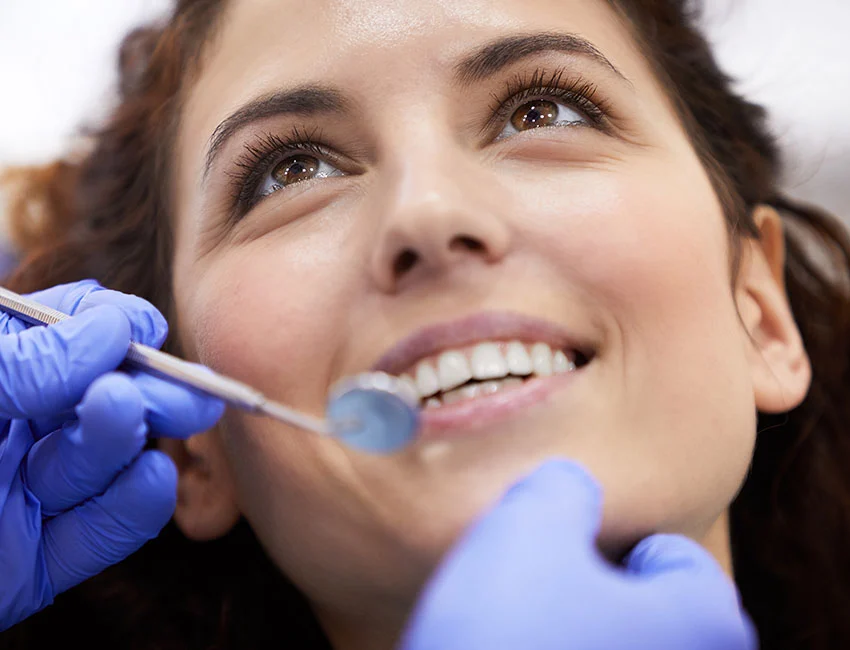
left=0, top=0, right=848, bottom=249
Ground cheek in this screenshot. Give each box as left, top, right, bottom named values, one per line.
left=177, top=234, right=353, bottom=409
left=514, top=158, right=756, bottom=534
left=517, top=157, right=738, bottom=349
left=171, top=228, right=374, bottom=566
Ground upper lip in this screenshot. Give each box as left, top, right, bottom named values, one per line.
left=371, top=311, right=592, bottom=377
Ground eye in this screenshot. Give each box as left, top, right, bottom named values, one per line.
left=257, top=153, right=344, bottom=200
left=486, top=68, right=609, bottom=143
left=228, top=130, right=349, bottom=217
left=497, top=98, right=587, bottom=141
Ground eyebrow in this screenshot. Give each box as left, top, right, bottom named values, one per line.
left=453, top=31, right=628, bottom=86
left=203, top=86, right=349, bottom=182
left=202, top=31, right=626, bottom=181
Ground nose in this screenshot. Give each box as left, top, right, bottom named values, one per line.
left=369, top=148, right=512, bottom=293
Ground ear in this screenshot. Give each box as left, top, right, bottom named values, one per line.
left=736, top=205, right=811, bottom=414
left=158, top=428, right=241, bottom=541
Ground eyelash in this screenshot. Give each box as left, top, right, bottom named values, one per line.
left=227, top=66, right=610, bottom=217
left=226, top=127, right=334, bottom=213
left=487, top=67, right=610, bottom=133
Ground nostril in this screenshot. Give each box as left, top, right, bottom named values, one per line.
left=394, top=249, right=419, bottom=276
left=451, top=235, right=485, bottom=253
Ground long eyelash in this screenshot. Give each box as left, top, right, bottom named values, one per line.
left=226, top=69, right=606, bottom=219
left=225, top=126, right=331, bottom=216
left=486, top=66, right=611, bottom=133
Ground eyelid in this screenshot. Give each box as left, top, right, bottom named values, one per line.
left=225, top=67, right=612, bottom=221
left=226, top=127, right=346, bottom=219
left=484, top=66, right=611, bottom=135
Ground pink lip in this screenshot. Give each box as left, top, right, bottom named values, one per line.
left=370, top=311, right=591, bottom=377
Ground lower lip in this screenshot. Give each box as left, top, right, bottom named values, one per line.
left=417, top=366, right=586, bottom=439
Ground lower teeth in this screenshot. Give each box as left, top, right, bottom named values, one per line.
left=424, top=377, right=526, bottom=408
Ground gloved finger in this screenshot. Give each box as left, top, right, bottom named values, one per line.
left=0, top=305, right=132, bottom=419
left=401, top=460, right=604, bottom=650
left=29, top=368, right=225, bottom=442
left=624, top=534, right=758, bottom=649
left=484, top=458, right=604, bottom=551
left=30, top=410, right=75, bottom=442
left=0, top=426, right=53, bottom=632
left=70, top=287, right=169, bottom=348
left=25, top=280, right=169, bottom=348
left=624, top=534, right=744, bottom=618
left=424, top=459, right=603, bottom=592
left=624, top=533, right=728, bottom=580
left=24, top=373, right=148, bottom=517
left=16, top=279, right=101, bottom=312
left=0, top=281, right=101, bottom=336
left=42, top=449, right=177, bottom=595
left=131, top=369, right=225, bottom=439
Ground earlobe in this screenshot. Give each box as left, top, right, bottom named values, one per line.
left=158, top=428, right=241, bottom=541
left=737, top=206, right=812, bottom=414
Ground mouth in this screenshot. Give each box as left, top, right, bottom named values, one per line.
left=371, top=311, right=596, bottom=436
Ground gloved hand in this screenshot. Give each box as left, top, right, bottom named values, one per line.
left=401, top=460, right=757, bottom=650
left=0, top=280, right=224, bottom=631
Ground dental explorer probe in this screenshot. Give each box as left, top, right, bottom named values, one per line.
left=0, top=286, right=420, bottom=453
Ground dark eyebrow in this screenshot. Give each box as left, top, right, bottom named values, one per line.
left=453, top=31, right=628, bottom=86
left=203, top=32, right=625, bottom=182
left=203, top=86, right=349, bottom=182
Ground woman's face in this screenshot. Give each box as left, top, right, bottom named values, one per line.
left=170, top=0, right=799, bottom=633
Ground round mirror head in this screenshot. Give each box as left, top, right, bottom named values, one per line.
left=327, top=372, right=420, bottom=453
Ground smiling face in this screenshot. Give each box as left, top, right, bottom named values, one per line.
left=168, top=0, right=808, bottom=644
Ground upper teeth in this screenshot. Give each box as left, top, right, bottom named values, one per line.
left=400, top=341, right=575, bottom=400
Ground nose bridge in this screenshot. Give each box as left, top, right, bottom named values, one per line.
left=369, top=125, right=512, bottom=292
left=390, top=135, right=467, bottom=230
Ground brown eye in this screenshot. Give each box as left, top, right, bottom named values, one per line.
left=510, top=100, right=560, bottom=131
left=271, top=154, right=320, bottom=187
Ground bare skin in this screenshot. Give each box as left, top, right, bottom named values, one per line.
left=162, top=1, right=811, bottom=647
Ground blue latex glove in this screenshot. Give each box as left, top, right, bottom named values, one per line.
left=0, top=280, right=224, bottom=631
left=401, top=460, right=757, bottom=650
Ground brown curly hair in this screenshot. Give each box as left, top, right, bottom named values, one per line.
left=2, top=1, right=849, bottom=648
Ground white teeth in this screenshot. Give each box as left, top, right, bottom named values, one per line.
left=477, top=377, right=523, bottom=395
left=505, top=341, right=533, bottom=375
left=400, top=374, right=419, bottom=398
left=437, top=350, right=472, bottom=392
left=439, top=376, right=526, bottom=405
left=442, top=383, right=477, bottom=405
left=405, top=341, right=585, bottom=401
left=552, top=350, right=576, bottom=374
left=415, top=362, right=440, bottom=398
left=425, top=397, right=442, bottom=409
left=470, top=343, right=509, bottom=380
left=477, top=380, right=503, bottom=396
left=530, top=343, right=553, bottom=377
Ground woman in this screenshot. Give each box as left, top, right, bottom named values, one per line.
left=1, top=0, right=849, bottom=647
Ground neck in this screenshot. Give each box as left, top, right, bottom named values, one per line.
left=315, top=592, right=416, bottom=650
left=316, top=512, right=737, bottom=650
left=699, top=510, right=734, bottom=578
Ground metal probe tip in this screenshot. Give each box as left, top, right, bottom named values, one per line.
left=257, top=398, right=331, bottom=436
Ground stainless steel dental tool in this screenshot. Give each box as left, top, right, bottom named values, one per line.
left=0, top=286, right=420, bottom=453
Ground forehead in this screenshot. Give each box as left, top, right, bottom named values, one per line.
left=212, top=0, right=627, bottom=60
left=186, top=0, right=645, bottom=125
left=257, top=0, right=527, bottom=44
left=172, top=0, right=676, bottom=207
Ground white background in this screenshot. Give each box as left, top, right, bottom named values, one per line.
left=0, top=0, right=848, bottom=231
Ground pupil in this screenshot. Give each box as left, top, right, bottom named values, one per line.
left=511, top=100, right=559, bottom=131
